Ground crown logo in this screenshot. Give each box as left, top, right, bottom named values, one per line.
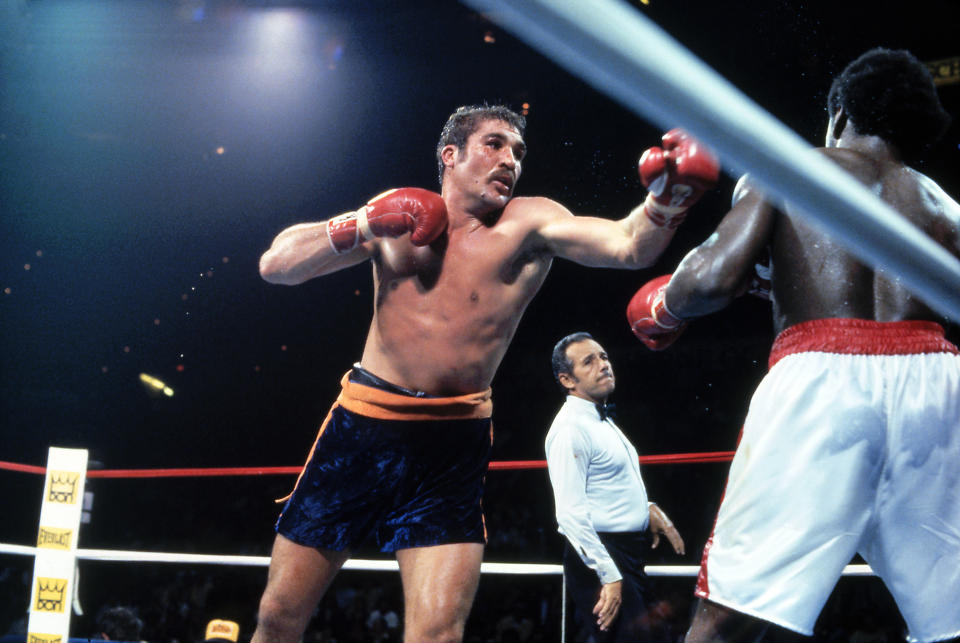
left=35, top=577, right=67, bottom=613
left=37, top=526, right=72, bottom=550
left=48, top=471, right=79, bottom=504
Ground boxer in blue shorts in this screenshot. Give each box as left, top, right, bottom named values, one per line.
left=253, top=104, right=715, bottom=642
left=277, top=365, right=493, bottom=553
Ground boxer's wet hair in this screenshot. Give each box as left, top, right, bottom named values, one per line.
left=551, top=331, right=595, bottom=391
left=436, top=104, right=526, bottom=186
left=828, top=48, right=950, bottom=162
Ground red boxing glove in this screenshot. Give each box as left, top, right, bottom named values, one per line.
left=627, top=274, right=687, bottom=351
left=638, top=129, right=719, bottom=228
left=326, top=188, right=448, bottom=254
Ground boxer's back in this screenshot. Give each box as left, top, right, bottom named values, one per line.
left=770, top=147, right=960, bottom=333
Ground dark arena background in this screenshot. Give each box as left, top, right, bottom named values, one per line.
left=1, top=0, right=958, bottom=641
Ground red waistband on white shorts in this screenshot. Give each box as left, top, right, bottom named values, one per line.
left=769, top=318, right=958, bottom=369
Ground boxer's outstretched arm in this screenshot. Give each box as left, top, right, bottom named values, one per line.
left=666, top=176, right=776, bottom=318
left=259, top=219, right=373, bottom=285
left=540, top=129, right=719, bottom=268
left=260, top=188, right=447, bottom=285
left=537, top=197, right=680, bottom=269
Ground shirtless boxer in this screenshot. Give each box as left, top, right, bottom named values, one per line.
left=628, top=49, right=960, bottom=642
left=253, top=104, right=719, bottom=643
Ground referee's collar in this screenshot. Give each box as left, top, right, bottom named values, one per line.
left=565, top=394, right=614, bottom=421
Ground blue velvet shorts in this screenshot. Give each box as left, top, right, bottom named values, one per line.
left=276, top=370, right=494, bottom=552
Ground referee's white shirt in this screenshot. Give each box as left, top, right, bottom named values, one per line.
left=545, top=394, right=650, bottom=584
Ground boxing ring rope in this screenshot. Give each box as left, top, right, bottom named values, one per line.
left=0, top=455, right=873, bottom=577
left=0, top=543, right=875, bottom=577
left=461, top=0, right=960, bottom=322
left=0, top=451, right=736, bottom=478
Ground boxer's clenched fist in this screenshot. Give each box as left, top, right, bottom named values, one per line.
left=627, top=274, right=688, bottom=350
left=639, top=129, right=719, bottom=228
left=327, top=188, right=448, bottom=254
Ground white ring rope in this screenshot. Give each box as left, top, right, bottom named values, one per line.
left=0, top=541, right=874, bottom=577
left=461, top=0, right=960, bottom=322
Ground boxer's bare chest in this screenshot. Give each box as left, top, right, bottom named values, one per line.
left=376, top=220, right=552, bottom=306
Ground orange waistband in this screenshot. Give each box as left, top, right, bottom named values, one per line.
left=769, top=318, right=958, bottom=369
left=336, top=372, right=493, bottom=421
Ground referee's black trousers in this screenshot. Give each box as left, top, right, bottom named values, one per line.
left=563, top=530, right=655, bottom=642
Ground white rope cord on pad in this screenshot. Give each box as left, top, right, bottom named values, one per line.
left=0, top=541, right=872, bottom=576
left=460, top=0, right=960, bottom=322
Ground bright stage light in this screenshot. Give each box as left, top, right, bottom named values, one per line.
left=234, top=7, right=319, bottom=94
left=246, top=9, right=311, bottom=63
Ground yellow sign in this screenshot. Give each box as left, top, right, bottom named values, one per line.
left=28, top=634, right=63, bottom=643
left=35, top=577, right=68, bottom=613
left=205, top=619, right=240, bottom=642
left=47, top=471, right=80, bottom=504
left=37, top=526, right=73, bottom=551
left=927, top=56, right=960, bottom=86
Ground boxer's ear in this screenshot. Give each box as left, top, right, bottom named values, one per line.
left=441, top=144, right=458, bottom=169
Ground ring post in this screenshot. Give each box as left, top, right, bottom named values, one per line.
left=27, top=447, right=89, bottom=643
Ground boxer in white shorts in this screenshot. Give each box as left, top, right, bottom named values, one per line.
left=628, top=48, right=960, bottom=642
left=698, top=319, right=960, bottom=639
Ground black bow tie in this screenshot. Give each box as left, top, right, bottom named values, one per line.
left=596, top=402, right=616, bottom=421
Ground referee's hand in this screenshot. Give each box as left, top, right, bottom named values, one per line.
left=593, top=580, right=622, bottom=631
left=649, top=502, right=685, bottom=554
